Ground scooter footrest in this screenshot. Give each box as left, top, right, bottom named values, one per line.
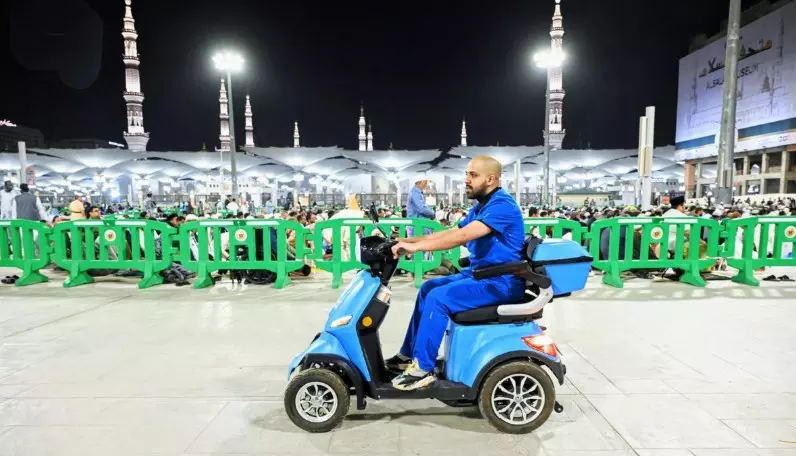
left=374, top=379, right=470, bottom=401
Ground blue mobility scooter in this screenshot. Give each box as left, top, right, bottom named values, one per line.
left=285, top=206, right=592, bottom=434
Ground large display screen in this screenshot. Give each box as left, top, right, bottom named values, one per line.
left=675, top=1, right=796, bottom=161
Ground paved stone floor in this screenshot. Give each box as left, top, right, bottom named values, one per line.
left=1, top=268, right=796, bottom=455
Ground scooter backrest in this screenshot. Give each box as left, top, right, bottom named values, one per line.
left=524, top=235, right=543, bottom=262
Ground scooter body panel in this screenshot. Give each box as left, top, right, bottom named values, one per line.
left=287, top=332, right=348, bottom=379
left=445, top=320, right=563, bottom=388
left=288, top=270, right=382, bottom=383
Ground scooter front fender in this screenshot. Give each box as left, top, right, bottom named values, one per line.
left=287, top=332, right=348, bottom=380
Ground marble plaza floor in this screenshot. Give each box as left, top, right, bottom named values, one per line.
left=0, top=268, right=796, bottom=456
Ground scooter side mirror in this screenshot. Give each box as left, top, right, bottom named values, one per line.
left=368, top=203, right=380, bottom=224
left=368, top=203, right=389, bottom=238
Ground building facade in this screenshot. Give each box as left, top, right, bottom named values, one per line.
left=677, top=0, right=796, bottom=197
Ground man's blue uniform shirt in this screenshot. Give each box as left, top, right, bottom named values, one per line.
left=459, top=187, right=526, bottom=270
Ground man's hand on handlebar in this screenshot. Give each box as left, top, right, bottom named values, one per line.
left=391, top=241, right=417, bottom=259
left=395, top=237, right=420, bottom=243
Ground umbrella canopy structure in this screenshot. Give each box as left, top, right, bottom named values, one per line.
left=0, top=145, right=686, bottom=195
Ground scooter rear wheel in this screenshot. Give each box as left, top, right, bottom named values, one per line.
left=477, top=361, right=555, bottom=434
left=284, top=368, right=350, bottom=433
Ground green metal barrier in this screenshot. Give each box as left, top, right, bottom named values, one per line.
left=720, top=216, right=796, bottom=286
left=310, top=218, right=445, bottom=289
left=51, top=219, right=176, bottom=289
left=589, top=216, right=722, bottom=288
left=176, top=219, right=309, bottom=289
left=523, top=218, right=587, bottom=243
left=0, top=220, right=50, bottom=287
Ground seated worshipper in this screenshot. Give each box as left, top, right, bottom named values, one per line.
left=386, top=155, right=526, bottom=391
left=322, top=196, right=366, bottom=261
left=659, top=196, right=717, bottom=278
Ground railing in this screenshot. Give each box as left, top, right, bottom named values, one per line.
left=0, top=220, right=50, bottom=286
left=589, top=217, right=722, bottom=288
left=309, top=217, right=445, bottom=288
left=175, top=219, right=308, bottom=289
left=524, top=218, right=588, bottom=243
left=720, top=216, right=796, bottom=286
left=2, top=215, right=794, bottom=290
left=50, top=219, right=176, bottom=289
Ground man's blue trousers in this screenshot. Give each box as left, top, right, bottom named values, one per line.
left=399, top=270, right=526, bottom=372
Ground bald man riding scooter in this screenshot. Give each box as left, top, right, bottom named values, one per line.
left=388, top=155, right=527, bottom=390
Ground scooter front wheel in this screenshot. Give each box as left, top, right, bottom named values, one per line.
left=284, top=368, right=350, bottom=433
left=478, top=361, right=555, bottom=434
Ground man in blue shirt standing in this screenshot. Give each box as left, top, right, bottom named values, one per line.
left=406, top=178, right=435, bottom=238
left=388, top=156, right=526, bottom=390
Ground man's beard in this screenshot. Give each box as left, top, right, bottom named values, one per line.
left=466, top=185, right=486, bottom=200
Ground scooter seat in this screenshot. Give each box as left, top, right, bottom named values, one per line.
left=451, top=294, right=544, bottom=325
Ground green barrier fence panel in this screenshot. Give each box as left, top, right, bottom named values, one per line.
left=0, top=220, right=51, bottom=286
left=589, top=216, right=722, bottom=288
left=307, top=218, right=368, bottom=289
left=51, top=219, right=176, bottom=289
left=720, top=216, right=796, bottom=286
left=310, top=218, right=445, bottom=289
left=383, top=218, right=445, bottom=288
left=177, top=219, right=308, bottom=289
left=523, top=218, right=587, bottom=243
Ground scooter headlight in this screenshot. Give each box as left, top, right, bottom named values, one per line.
left=330, top=315, right=353, bottom=328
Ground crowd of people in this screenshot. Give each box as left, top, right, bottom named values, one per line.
left=2, top=176, right=794, bottom=286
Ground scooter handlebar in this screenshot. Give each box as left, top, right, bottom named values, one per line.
left=379, top=240, right=406, bottom=257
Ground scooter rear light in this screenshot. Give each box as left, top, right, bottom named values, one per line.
left=522, top=335, right=558, bottom=357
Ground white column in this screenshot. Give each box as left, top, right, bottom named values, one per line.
left=17, top=141, right=27, bottom=186
left=396, top=182, right=401, bottom=208
left=641, top=106, right=656, bottom=210
left=696, top=162, right=704, bottom=198
left=512, top=160, right=520, bottom=203
left=636, top=116, right=646, bottom=206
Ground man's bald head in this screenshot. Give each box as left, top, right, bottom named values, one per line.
left=469, top=155, right=503, bottom=178
left=465, top=155, right=503, bottom=200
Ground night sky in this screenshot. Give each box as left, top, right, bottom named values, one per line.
left=0, top=0, right=761, bottom=152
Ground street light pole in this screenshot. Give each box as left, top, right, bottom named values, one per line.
left=715, top=0, right=742, bottom=205
left=227, top=71, right=239, bottom=198
left=542, top=76, right=551, bottom=207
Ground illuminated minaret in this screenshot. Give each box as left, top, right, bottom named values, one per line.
left=293, top=121, right=300, bottom=148
left=121, top=0, right=149, bottom=151
left=548, top=0, right=566, bottom=150
left=244, top=94, right=254, bottom=147
left=219, top=79, right=230, bottom=152
left=366, top=124, right=373, bottom=151
left=358, top=103, right=367, bottom=151
left=461, top=118, right=468, bottom=146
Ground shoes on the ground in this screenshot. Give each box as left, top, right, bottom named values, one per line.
left=385, top=354, right=412, bottom=371
left=391, top=360, right=436, bottom=391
